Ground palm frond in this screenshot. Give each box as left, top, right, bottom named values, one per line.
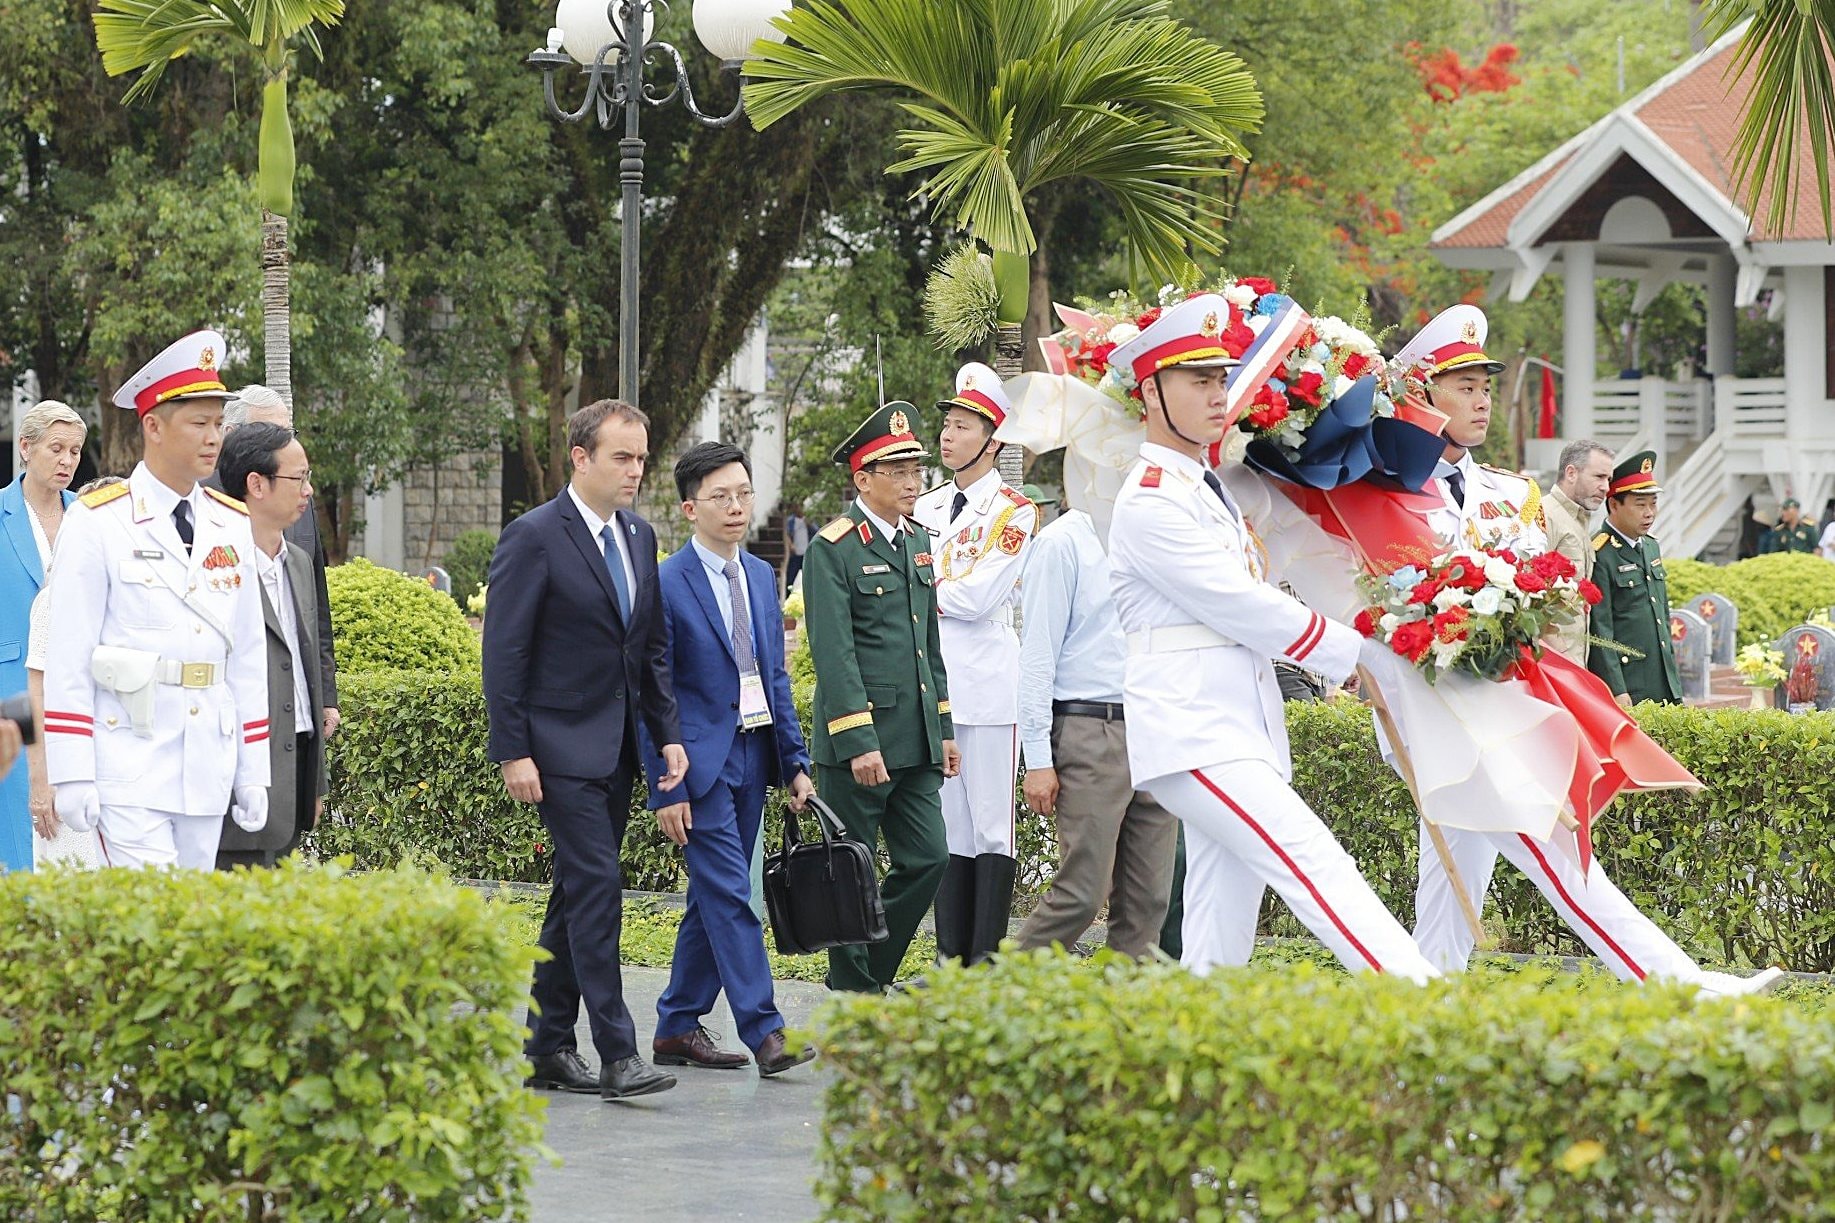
left=1707, top=0, right=1835, bottom=237
left=93, top=0, right=343, bottom=102
left=743, top=0, right=1261, bottom=277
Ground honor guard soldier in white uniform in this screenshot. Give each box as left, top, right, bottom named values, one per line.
left=912, top=362, right=1037, bottom=965
left=1396, top=306, right=1781, bottom=996
left=43, top=330, right=271, bottom=868
left=1107, top=295, right=1437, bottom=982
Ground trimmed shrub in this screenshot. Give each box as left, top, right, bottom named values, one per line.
left=444, top=528, right=498, bottom=607
left=324, top=672, right=1835, bottom=970
left=0, top=863, right=544, bottom=1222
left=1665, top=552, right=1835, bottom=647
left=815, top=952, right=1835, bottom=1220
left=326, top=556, right=481, bottom=673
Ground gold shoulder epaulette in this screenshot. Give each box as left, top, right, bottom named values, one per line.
left=999, top=485, right=1032, bottom=507
left=1592, top=531, right=1610, bottom=550
left=203, top=486, right=249, bottom=515
left=78, top=482, right=129, bottom=510
left=817, top=516, right=855, bottom=544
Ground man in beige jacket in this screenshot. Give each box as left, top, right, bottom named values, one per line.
left=1542, top=439, right=1614, bottom=663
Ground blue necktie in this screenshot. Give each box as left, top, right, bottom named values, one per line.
left=600, top=524, right=632, bottom=618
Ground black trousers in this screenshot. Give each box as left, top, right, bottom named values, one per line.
left=216, top=732, right=317, bottom=870
left=524, top=752, right=639, bottom=1064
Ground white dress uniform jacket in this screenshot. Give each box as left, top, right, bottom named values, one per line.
left=43, top=464, right=271, bottom=815
left=1109, top=444, right=1361, bottom=787
left=1429, top=452, right=1549, bottom=555
left=912, top=468, right=1037, bottom=725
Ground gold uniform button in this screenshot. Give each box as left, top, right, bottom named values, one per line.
left=875, top=586, right=884, bottom=595
left=921, top=684, right=928, bottom=693
left=194, top=624, right=203, bottom=634
left=866, top=702, right=875, bottom=711
left=105, top=716, right=118, bottom=727
left=189, top=706, right=199, bottom=716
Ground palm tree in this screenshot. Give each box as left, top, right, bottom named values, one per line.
left=744, top=0, right=1261, bottom=482
left=94, top=0, right=347, bottom=406
left=1707, top=0, right=1835, bottom=237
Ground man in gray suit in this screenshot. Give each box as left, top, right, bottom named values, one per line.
left=222, top=386, right=340, bottom=739
left=213, top=423, right=327, bottom=866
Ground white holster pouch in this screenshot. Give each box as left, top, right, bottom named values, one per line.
left=92, top=645, right=160, bottom=738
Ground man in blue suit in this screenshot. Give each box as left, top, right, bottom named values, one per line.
left=644, top=442, right=817, bottom=1078
left=484, top=400, right=688, bottom=1101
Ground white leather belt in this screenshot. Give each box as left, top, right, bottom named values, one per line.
left=154, top=659, right=222, bottom=688
left=1127, top=624, right=1236, bottom=656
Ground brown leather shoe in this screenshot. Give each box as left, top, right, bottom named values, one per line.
left=653, top=1026, right=749, bottom=1070
left=753, top=1029, right=816, bottom=1077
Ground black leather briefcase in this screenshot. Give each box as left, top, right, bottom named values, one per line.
left=763, top=795, right=889, bottom=955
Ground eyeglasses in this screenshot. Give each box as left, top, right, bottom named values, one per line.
left=693, top=490, right=756, bottom=510
left=270, top=471, right=312, bottom=485
left=868, top=465, right=925, bottom=485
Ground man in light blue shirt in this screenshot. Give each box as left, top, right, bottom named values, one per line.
left=1012, top=500, right=1178, bottom=958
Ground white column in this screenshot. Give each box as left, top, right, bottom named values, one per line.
left=1707, top=253, right=1737, bottom=378
left=1783, top=265, right=1827, bottom=439
left=1561, top=243, right=1597, bottom=438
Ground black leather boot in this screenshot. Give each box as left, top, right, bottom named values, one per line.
left=932, top=854, right=975, bottom=965
left=968, top=853, right=1018, bottom=965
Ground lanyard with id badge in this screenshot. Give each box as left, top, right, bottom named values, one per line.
left=739, top=669, right=774, bottom=730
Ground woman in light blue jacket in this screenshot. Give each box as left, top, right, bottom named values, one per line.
left=1, top=401, right=85, bottom=871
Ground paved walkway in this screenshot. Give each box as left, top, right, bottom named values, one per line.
left=528, top=967, right=830, bottom=1222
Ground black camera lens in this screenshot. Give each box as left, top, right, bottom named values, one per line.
left=0, top=692, right=36, bottom=746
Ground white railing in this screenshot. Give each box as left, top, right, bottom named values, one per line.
left=1664, top=381, right=1710, bottom=441
left=1716, top=377, right=1788, bottom=435
left=1591, top=381, right=1642, bottom=441
left=1653, top=427, right=1739, bottom=559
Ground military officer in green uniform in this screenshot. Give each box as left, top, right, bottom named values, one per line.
left=1759, top=498, right=1819, bottom=554
left=806, top=403, right=960, bottom=992
left=1587, top=450, right=1682, bottom=707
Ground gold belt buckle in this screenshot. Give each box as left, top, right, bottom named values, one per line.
left=181, top=662, right=216, bottom=688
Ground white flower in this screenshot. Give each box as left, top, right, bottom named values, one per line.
left=1106, top=323, right=1140, bottom=345
left=1432, top=641, right=1464, bottom=670
left=1432, top=586, right=1471, bottom=611
left=1470, top=587, right=1504, bottom=617
left=1158, top=284, right=1182, bottom=306
left=1301, top=359, right=1327, bottom=378
left=1483, top=557, right=1517, bottom=586
left=1332, top=374, right=1358, bottom=403
left=1379, top=612, right=1403, bottom=633
left=1224, top=284, right=1256, bottom=309
left=1248, top=314, right=1270, bottom=336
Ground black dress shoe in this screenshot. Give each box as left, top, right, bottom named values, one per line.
left=753, top=1030, right=816, bottom=1078
left=526, top=1049, right=599, bottom=1094
left=600, top=1055, right=677, bottom=1100
left=653, top=1026, right=749, bottom=1069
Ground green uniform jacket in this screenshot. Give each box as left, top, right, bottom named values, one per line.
left=1586, top=523, right=1682, bottom=704
left=1760, top=521, right=1820, bottom=554
left=805, top=503, right=953, bottom=769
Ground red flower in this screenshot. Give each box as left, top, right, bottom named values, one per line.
left=1578, top=578, right=1603, bottom=606
left=1407, top=578, right=1441, bottom=605
left=1246, top=383, right=1290, bottom=430
left=1353, top=607, right=1378, bottom=637
left=1530, top=550, right=1576, bottom=580
left=1390, top=619, right=1434, bottom=662
left=1135, top=307, right=1163, bottom=330
left=1433, top=606, right=1471, bottom=642
left=535, top=842, right=545, bottom=855
left=1289, top=370, right=1326, bottom=407
left=1080, top=340, right=1116, bottom=377
left=1221, top=317, right=1255, bottom=359
left=1342, top=352, right=1372, bottom=379
left=1238, top=276, right=1280, bottom=298
left=1449, top=562, right=1488, bottom=592
left=1493, top=548, right=1518, bottom=565
left=1513, top=569, right=1548, bottom=594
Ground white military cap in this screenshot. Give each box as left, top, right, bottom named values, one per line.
left=111, top=329, right=231, bottom=416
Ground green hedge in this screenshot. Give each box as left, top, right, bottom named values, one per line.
left=0, top=863, right=543, bottom=1222
left=323, top=671, right=1835, bottom=970
left=326, top=557, right=481, bottom=672
left=815, top=952, right=1835, bottom=1220
left=1665, top=552, right=1835, bottom=647
left=443, top=529, right=498, bottom=607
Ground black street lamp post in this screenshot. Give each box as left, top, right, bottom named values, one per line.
left=528, top=0, right=788, bottom=409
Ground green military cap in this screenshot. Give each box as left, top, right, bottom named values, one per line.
left=832, top=401, right=930, bottom=472
left=1607, top=450, right=1662, bottom=496
left=1020, top=483, right=1058, bottom=508
left=1783, top=498, right=1801, bottom=509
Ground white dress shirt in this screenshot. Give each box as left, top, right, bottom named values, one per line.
left=256, top=539, right=314, bottom=736
left=568, top=483, right=637, bottom=602
left=1018, top=509, right=1126, bottom=770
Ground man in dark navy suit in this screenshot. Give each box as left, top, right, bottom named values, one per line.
left=643, top=442, right=817, bottom=1078
left=483, top=400, right=688, bottom=1101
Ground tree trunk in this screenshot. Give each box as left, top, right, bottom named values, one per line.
left=994, top=323, right=1026, bottom=487
left=260, top=210, right=291, bottom=406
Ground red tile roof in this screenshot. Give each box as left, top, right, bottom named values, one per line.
left=1434, top=37, right=1831, bottom=249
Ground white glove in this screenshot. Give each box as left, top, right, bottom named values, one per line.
left=55, top=781, right=100, bottom=833
left=231, top=785, right=269, bottom=833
